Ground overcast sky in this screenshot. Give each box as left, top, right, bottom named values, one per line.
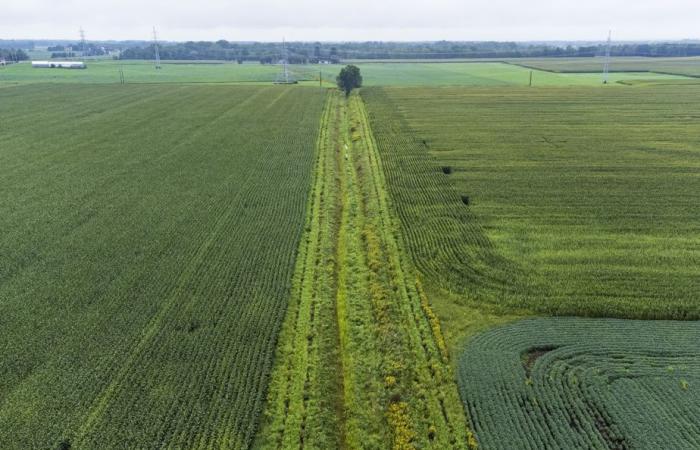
left=2, top=0, right=698, bottom=42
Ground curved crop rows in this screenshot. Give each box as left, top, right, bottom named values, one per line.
left=361, top=86, right=700, bottom=319
left=360, top=87, right=537, bottom=305
left=458, top=318, right=700, bottom=449
left=0, top=84, right=325, bottom=449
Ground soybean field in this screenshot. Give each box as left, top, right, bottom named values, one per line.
left=361, top=85, right=700, bottom=319
left=458, top=318, right=700, bottom=450
left=0, top=84, right=325, bottom=449
left=508, top=56, right=700, bottom=77
left=352, top=62, right=692, bottom=86
left=361, top=82, right=700, bottom=448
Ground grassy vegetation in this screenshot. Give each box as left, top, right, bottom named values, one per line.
left=459, top=318, right=700, bottom=449
left=507, top=56, right=700, bottom=77
left=0, top=84, right=325, bottom=449
left=362, top=85, right=700, bottom=320
left=256, top=92, right=474, bottom=449
left=0, top=60, right=330, bottom=85
left=352, top=62, right=691, bottom=86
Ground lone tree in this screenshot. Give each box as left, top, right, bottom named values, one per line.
left=337, top=65, right=362, bottom=96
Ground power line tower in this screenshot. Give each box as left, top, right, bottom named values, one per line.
left=79, top=27, right=87, bottom=56
left=274, top=38, right=296, bottom=84
left=152, top=27, right=162, bottom=70
left=603, top=30, right=612, bottom=84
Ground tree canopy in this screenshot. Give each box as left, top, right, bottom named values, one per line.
left=0, top=48, right=29, bottom=62
left=115, top=40, right=700, bottom=63
left=337, top=65, right=362, bottom=96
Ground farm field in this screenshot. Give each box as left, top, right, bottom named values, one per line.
left=352, top=62, right=692, bottom=86
left=2, top=59, right=695, bottom=87
left=362, top=85, right=700, bottom=320
left=0, top=84, right=325, bottom=449
left=0, top=60, right=329, bottom=85
left=459, top=318, right=700, bottom=450
left=508, top=56, right=700, bottom=77
left=2, top=56, right=700, bottom=450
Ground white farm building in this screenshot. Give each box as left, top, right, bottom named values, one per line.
left=32, top=61, right=87, bottom=69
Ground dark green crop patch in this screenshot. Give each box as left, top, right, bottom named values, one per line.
left=458, top=318, right=700, bottom=450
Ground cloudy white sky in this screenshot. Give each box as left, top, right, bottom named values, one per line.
left=2, top=0, right=698, bottom=42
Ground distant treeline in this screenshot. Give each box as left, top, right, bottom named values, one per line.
left=49, top=43, right=110, bottom=58
left=120, top=41, right=341, bottom=63
left=118, top=41, right=700, bottom=62
left=0, top=40, right=35, bottom=50
left=0, top=48, right=29, bottom=62
left=2, top=39, right=699, bottom=63
left=605, top=43, right=700, bottom=57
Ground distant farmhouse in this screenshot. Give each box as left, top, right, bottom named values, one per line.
left=32, top=61, right=86, bottom=69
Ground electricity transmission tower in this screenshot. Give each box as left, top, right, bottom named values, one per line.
left=79, top=27, right=87, bottom=56
left=603, top=30, right=612, bottom=84
left=153, top=27, right=162, bottom=70
left=275, top=38, right=296, bottom=84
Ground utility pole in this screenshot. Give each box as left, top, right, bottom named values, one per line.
left=153, top=27, right=162, bottom=70
left=529, top=70, right=533, bottom=87
left=603, top=30, right=612, bottom=84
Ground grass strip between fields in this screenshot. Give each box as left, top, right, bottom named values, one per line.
left=256, top=91, right=476, bottom=449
